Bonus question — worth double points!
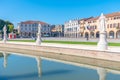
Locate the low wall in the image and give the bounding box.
[0,43,120,62]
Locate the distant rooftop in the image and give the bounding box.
[20,20,49,25]
[86,12,120,21]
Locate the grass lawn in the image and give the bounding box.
[7,40,120,46]
[9,40,35,42]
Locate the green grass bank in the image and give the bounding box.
[7,40,120,46]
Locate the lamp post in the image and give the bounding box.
[97,13,108,50]
[36,24,41,45]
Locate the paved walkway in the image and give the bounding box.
[0,41,120,53]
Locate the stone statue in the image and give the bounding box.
[36,24,41,45]
[99,13,106,33]
[97,13,108,50]
[38,24,41,34]
[3,25,7,43]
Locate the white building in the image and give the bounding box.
[64,19,80,38]
[18,21,51,38]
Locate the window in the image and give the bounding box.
[25,24,27,27]
[35,23,38,26]
[110,24,112,28]
[29,28,31,30]
[29,24,31,27]
[74,27,77,31]
[84,27,85,30]
[95,26,97,29]
[113,23,116,28]
[32,24,34,27]
[107,24,109,28]
[118,16,120,19]
[21,24,23,26]
[118,23,120,27]
[114,17,116,20]
[21,28,23,30]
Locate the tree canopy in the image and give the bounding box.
[0,19,14,34]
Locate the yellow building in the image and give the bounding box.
[51,25,64,37]
[80,12,120,39]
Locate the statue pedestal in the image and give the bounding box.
[97,32,107,50]
[3,35,7,43]
[36,33,41,45]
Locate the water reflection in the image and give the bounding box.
[0,49,120,80]
[1,51,42,79]
[36,56,42,77]
[3,52,8,68]
[97,68,107,80]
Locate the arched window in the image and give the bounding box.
[116,30,120,38]
[109,31,114,38]
[90,32,94,38]
[96,31,99,38]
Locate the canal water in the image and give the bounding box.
[0,50,120,80]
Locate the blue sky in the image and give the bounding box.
[0,0,120,27]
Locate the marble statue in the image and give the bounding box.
[97,13,108,50]
[3,25,7,43]
[36,24,41,45]
[99,13,106,33]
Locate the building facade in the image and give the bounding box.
[81,12,120,39]
[64,12,120,39]
[64,19,80,38]
[18,21,51,38]
[51,24,64,37]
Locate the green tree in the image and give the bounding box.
[0,19,5,31]
[5,21,14,33]
[0,19,14,34]
[8,24,14,33]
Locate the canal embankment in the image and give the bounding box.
[0,41,120,62]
